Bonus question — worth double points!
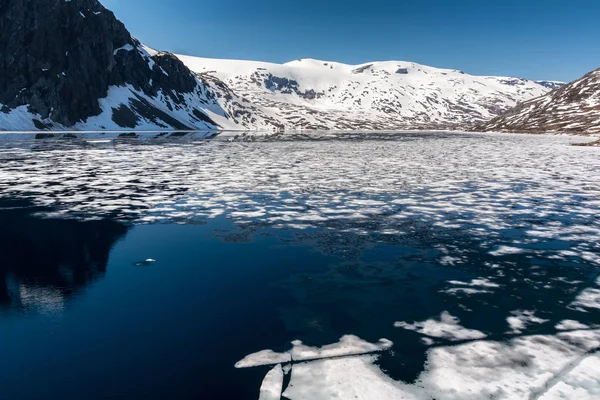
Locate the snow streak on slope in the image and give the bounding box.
[0,42,246,132]
[177,55,551,130]
[478,68,600,135]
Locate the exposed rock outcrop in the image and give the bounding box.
[0,0,236,130]
[476,69,600,135]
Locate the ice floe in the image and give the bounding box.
[446,278,501,288]
[246,330,600,400]
[506,310,550,334]
[259,364,284,400]
[235,349,291,369]
[538,353,600,399]
[556,320,591,331]
[235,335,393,369]
[569,277,600,311]
[394,311,487,341]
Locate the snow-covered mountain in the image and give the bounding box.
[178,55,553,131]
[477,68,600,135]
[0,0,247,131]
[0,0,556,132]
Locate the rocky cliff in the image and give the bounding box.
[0,0,240,130]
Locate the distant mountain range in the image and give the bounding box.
[1,0,597,135]
[176,55,553,131]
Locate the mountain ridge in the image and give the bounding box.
[0,0,246,131]
[0,0,560,132]
[476,68,600,135]
[177,54,553,131]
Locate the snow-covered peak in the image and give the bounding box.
[176,54,553,130]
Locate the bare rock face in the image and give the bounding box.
[476,69,600,135]
[0,0,221,129]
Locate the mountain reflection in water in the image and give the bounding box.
[0,201,128,314]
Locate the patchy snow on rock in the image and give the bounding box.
[479,68,600,135]
[177,55,551,131]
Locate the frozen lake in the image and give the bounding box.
[0,131,599,399]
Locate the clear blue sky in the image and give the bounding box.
[101,0,599,82]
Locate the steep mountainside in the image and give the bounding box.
[0,0,251,131]
[178,55,552,130]
[477,68,600,134]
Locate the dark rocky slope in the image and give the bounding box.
[476,68,600,135]
[0,0,238,130]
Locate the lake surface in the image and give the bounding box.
[0,131,599,400]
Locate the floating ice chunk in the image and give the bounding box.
[86,140,112,144]
[420,330,600,399]
[539,353,600,399]
[442,288,493,295]
[235,349,291,368]
[277,330,600,400]
[506,310,549,334]
[259,364,284,400]
[134,259,157,267]
[489,246,527,256]
[282,355,420,400]
[395,311,486,341]
[289,335,393,362]
[556,320,591,331]
[439,256,463,266]
[236,335,392,369]
[447,278,501,288]
[570,288,600,311]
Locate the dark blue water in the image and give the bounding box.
[0,132,599,399]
